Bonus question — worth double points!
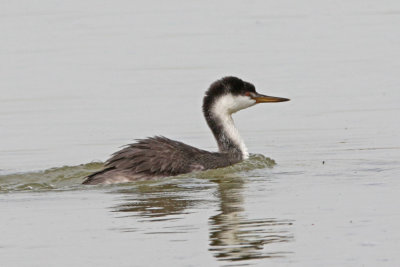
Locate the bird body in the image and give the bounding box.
[83,136,240,184]
[83,77,289,185]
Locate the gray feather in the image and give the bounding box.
[82,136,241,185]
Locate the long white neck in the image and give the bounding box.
[213,111,249,159]
[207,95,253,159]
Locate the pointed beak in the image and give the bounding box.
[251,93,290,103]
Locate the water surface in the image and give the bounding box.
[1,0,400,266]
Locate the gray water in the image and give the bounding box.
[1,0,400,266]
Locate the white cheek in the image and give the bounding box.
[214,95,256,114]
[230,95,256,113]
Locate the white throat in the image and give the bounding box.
[211,94,256,159]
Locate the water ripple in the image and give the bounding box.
[0,154,274,193]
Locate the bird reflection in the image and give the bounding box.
[111,173,293,262]
[208,176,293,262]
[111,181,213,220]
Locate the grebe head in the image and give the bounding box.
[203,76,289,115]
[203,76,289,158]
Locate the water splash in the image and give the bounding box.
[0,154,275,193]
[196,154,275,178]
[0,162,103,193]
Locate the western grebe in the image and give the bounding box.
[82,76,289,185]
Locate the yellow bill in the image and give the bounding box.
[252,93,290,103]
